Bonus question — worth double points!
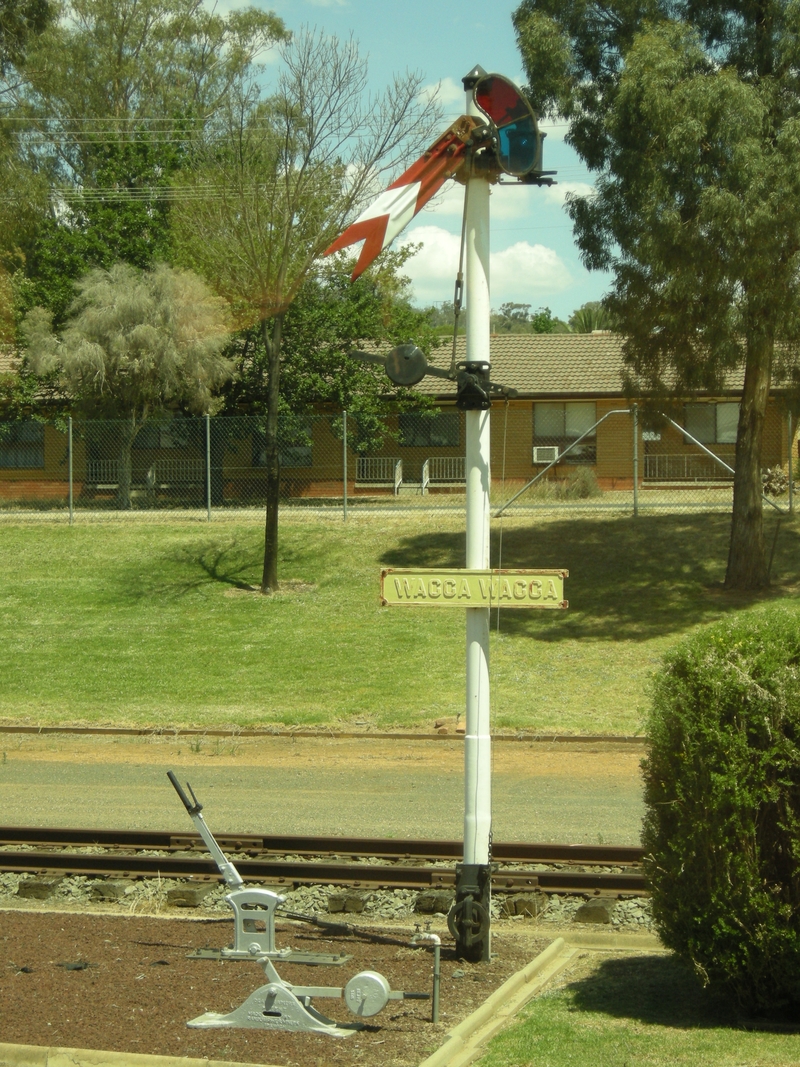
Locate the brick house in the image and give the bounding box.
[0,333,795,502]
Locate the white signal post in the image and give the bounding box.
[463,79,493,889]
[328,63,558,964]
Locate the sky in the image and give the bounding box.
[262,0,612,321]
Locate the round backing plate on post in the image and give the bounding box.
[385,344,428,386]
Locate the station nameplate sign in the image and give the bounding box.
[380,569,568,608]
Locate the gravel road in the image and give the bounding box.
[0,734,645,845]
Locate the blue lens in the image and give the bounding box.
[498,121,538,176]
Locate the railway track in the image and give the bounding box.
[0,827,647,895]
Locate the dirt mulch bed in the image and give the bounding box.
[0,910,548,1066]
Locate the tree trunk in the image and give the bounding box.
[261,312,284,594]
[725,332,773,589]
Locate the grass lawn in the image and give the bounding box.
[1,509,799,732]
[480,951,800,1067]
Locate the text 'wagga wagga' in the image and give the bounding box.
[380,569,567,609]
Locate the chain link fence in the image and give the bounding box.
[0,408,795,520]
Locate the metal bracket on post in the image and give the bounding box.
[448,863,492,962]
[456,362,492,411]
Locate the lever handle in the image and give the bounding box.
[167,770,203,814]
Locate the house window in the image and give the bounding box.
[533,402,596,464]
[684,403,739,444]
[133,422,184,449]
[399,411,460,448]
[254,417,313,468]
[0,421,44,468]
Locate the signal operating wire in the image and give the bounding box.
[495,397,510,636]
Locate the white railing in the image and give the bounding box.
[644,454,733,482]
[422,456,466,493]
[153,459,206,485]
[86,458,206,489]
[355,457,402,495]
[85,459,119,485]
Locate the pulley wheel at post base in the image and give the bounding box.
[447,897,490,949]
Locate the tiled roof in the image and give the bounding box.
[404,333,750,398]
[412,333,629,398]
[0,333,757,398]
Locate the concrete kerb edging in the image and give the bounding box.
[0,1047,282,1067]
[417,936,578,1067]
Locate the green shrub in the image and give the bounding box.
[761,466,789,496]
[563,466,602,499]
[642,607,800,1014]
[525,468,602,501]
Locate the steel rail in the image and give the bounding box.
[0,826,644,866]
[0,848,647,893]
[0,828,648,894]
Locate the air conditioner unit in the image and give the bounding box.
[532,446,559,464]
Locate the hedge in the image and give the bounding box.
[642,607,800,1013]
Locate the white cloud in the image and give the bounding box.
[398,225,571,307]
[491,242,572,302]
[399,226,461,301]
[490,183,541,220]
[422,76,464,108]
[422,178,466,218]
[305,0,348,6]
[539,118,569,143]
[541,181,595,208]
[418,178,595,224]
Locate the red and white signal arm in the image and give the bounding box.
[324,73,544,279]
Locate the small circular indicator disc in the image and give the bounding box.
[344,970,391,1017]
[473,74,540,177]
[385,343,428,386]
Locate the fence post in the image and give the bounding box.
[342,410,348,523]
[68,416,74,526]
[205,413,212,522]
[632,403,639,517]
[789,410,794,515]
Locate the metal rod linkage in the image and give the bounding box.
[659,412,786,514]
[495,409,633,516]
[205,413,212,522]
[343,410,348,523]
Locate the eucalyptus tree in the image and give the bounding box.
[490,303,565,333]
[172,29,441,593]
[568,301,616,333]
[0,0,51,81]
[11,0,287,319]
[23,263,232,507]
[0,0,53,316]
[514,0,800,588]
